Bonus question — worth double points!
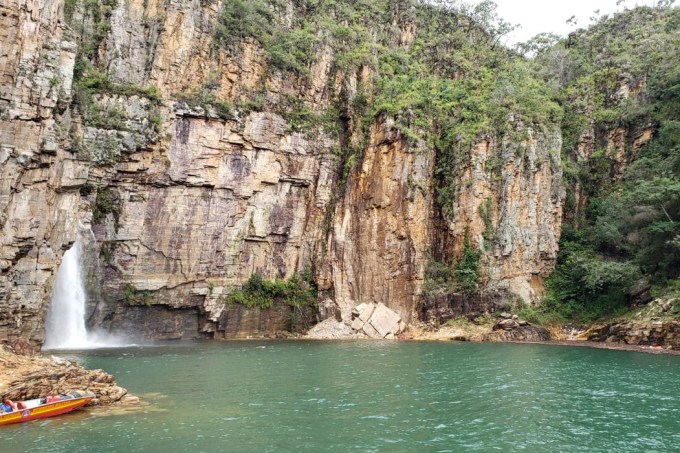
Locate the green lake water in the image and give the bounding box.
[3,341,680,452]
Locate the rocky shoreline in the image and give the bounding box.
[0,345,135,407]
[585,320,680,350]
[304,311,680,355]
[517,340,680,355]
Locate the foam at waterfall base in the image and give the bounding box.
[42,330,144,351]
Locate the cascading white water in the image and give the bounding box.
[43,241,89,349]
[43,240,131,350]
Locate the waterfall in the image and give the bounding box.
[43,240,129,350]
[44,241,89,349]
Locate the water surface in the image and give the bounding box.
[3,341,680,452]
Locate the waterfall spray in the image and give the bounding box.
[43,240,130,350]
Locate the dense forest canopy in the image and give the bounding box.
[525,5,680,322]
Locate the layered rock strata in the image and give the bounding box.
[0,0,80,344]
[436,127,564,305]
[0,0,566,343]
[420,291,515,325]
[481,325,551,343]
[587,321,680,350]
[331,118,434,322]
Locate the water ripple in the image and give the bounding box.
[3,342,680,452]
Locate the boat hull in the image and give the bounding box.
[0,397,93,426]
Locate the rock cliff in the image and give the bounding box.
[435,127,563,304]
[0,0,566,344]
[331,116,435,322]
[0,0,79,344]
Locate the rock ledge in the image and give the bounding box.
[0,346,129,406]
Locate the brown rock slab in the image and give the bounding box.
[587,320,680,350]
[494,319,520,331]
[0,347,129,406]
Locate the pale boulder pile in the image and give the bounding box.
[350,303,408,339]
[306,303,407,340]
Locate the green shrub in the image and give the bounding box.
[122,283,156,306]
[545,248,641,323]
[99,240,118,264]
[224,272,317,309]
[266,25,319,75]
[176,89,233,120]
[455,243,482,296]
[517,301,567,326]
[478,198,494,244]
[424,238,482,297]
[93,187,121,230]
[76,66,160,100]
[214,0,279,48]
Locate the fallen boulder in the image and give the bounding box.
[485,314,551,342]
[493,319,521,331]
[350,303,406,339]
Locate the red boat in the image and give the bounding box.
[0,394,93,426]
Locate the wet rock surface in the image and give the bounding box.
[218,304,316,339]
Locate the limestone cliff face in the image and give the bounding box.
[444,127,564,304]
[329,118,564,320]
[0,0,81,343]
[331,116,434,322]
[0,0,566,343]
[88,108,335,338]
[74,0,344,339]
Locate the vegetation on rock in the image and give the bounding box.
[92,187,121,231]
[211,1,679,321]
[212,0,561,206]
[224,272,318,309]
[122,284,156,306]
[425,236,482,296]
[524,5,680,323]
